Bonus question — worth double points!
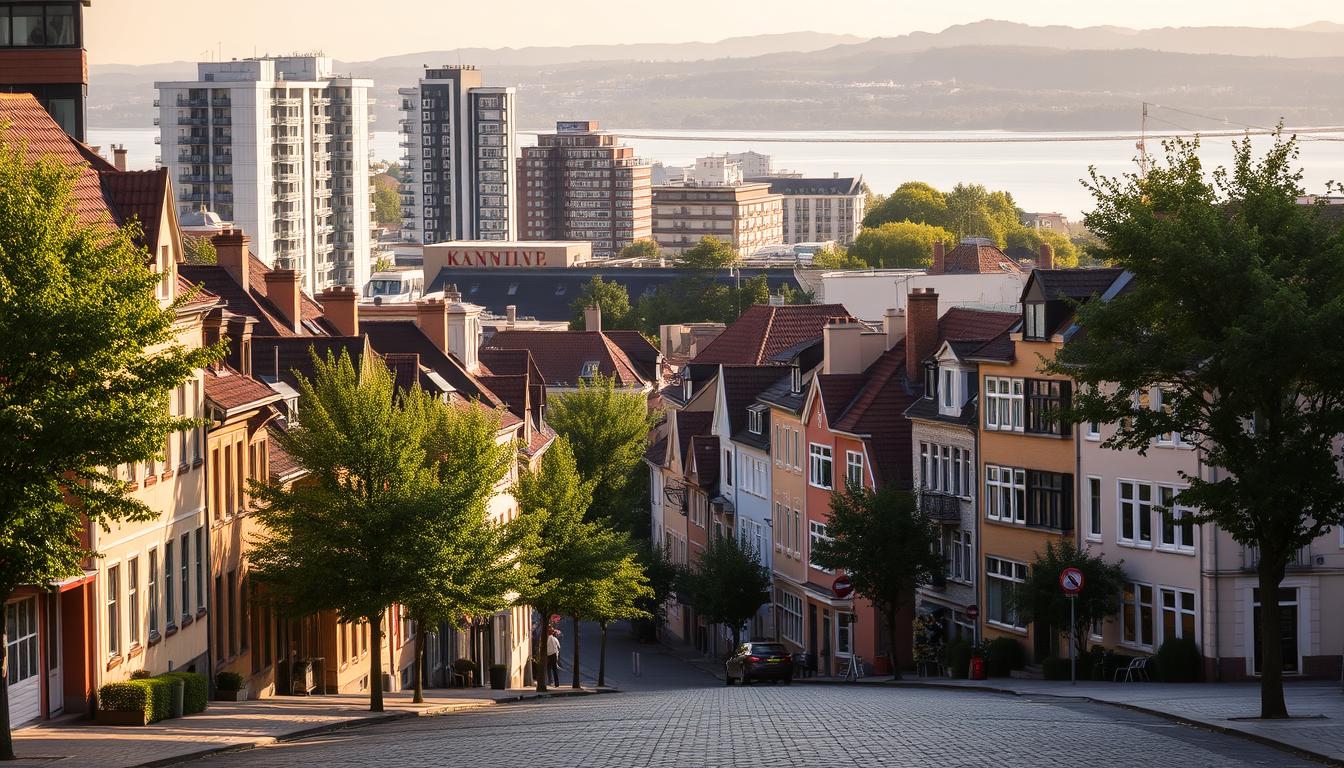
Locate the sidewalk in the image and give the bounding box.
[11,685,611,768]
[809,675,1344,764]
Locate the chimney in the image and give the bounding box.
[320,286,359,337]
[224,312,257,375]
[883,307,905,351]
[931,241,946,275]
[906,288,940,380]
[112,144,128,172]
[414,298,449,354]
[1038,242,1055,271]
[263,269,303,334]
[505,305,517,326]
[822,316,864,375]
[584,304,602,333]
[212,228,250,290]
[444,283,461,302]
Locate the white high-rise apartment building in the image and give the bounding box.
[399,66,517,244]
[156,56,375,294]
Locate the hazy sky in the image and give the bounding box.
[89,1,1344,66]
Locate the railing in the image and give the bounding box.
[1242,545,1313,571]
[179,135,209,145]
[177,117,206,126]
[176,97,208,108]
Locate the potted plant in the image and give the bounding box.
[215,671,248,701]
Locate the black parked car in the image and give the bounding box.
[725,642,794,685]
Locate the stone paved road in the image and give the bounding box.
[188,683,1318,767]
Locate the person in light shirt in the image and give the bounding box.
[546,629,562,686]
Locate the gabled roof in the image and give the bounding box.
[0,94,118,230]
[361,320,504,408]
[757,370,806,412]
[690,435,720,489]
[204,364,282,417]
[675,410,713,469]
[604,330,661,384]
[692,304,848,366]
[720,365,790,435]
[485,330,647,389]
[181,255,327,338]
[99,169,170,249]
[266,425,306,484]
[1029,267,1125,303]
[931,239,1025,276]
[815,373,866,426]
[250,336,371,390]
[644,435,669,467]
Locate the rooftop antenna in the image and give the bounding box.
[1136,102,1150,177]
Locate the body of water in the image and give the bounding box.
[90,127,1344,220]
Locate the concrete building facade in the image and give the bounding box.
[652,184,783,257]
[754,177,866,246]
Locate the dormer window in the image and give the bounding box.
[747,405,765,434]
[923,362,937,399]
[941,368,957,411]
[790,365,801,395]
[580,360,599,381]
[683,377,692,401]
[1024,301,1048,340]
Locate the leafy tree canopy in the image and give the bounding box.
[811,245,869,270]
[569,275,632,331]
[679,534,771,648]
[619,238,660,260]
[1013,540,1125,661]
[674,236,739,271]
[848,221,956,269]
[183,234,216,264]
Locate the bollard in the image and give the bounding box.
[632,651,641,677]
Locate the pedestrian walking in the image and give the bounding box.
[547,629,562,687]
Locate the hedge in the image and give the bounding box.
[984,637,1026,677]
[942,640,973,679]
[99,672,210,723]
[1155,638,1201,682]
[216,671,245,692]
[1042,656,1076,681]
[160,671,209,714]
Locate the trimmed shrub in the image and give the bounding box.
[98,681,153,721]
[984,637,1026,677]
[129,669,153,680]
[1042,656,1075,681]
[1155,637,1201,683]
[943,640,973,679]
[146,677,173,723]
[160,672,209,714]
[215,671,245,692]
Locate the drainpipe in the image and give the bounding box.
[973,411,982,648]
[1207,456,1221,683]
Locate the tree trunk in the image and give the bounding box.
[887,611,902,681]
[413,625,428,704]
[730,624,740,651]
[1,628,14,761]
[534,606,548,693]
[387,612,396,698]
[368,610,385,712]
[570,616,581,689]
[1257,560,1290,719]
[597,620,608,688]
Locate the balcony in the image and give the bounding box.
[176,97,208,108]
[211,98,232,108]
[177,153,206,164]
[213,116,232,126]
[177,116,206,126]
[1242,545,1316,572]
[918,491,963,524]
[177,192,209,203]
[177,172,210,184]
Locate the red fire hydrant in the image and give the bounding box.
[969,655,987,680]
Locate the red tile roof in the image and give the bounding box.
[931,241,1025,275]
[691,304,849,366]
[99,169,169,249]
[266,426,306,484]
[204,364,281,415]
[180,256,327,338]
[484,330,647,389]
[0,94,118,231]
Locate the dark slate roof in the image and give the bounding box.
[692,304,848,366]
[675,410,713,467]
[360,320,503,408]
[484,330,646,389]
[757,370,806,412]
[904,392,978,428]
[1031,267,1125,302]
[645,435,669,467]
[691,435,720,489]
[251,336,370,390]
[749,176,863,197]
[816,373,866,426]
[427,267,803,321]
[965,327,1018,363]
[721,365,790,435]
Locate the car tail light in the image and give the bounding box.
[747,656,761,662]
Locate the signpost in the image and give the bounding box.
[1059,568,1085,685]
[966,604,980,645]
[832,575,854,600]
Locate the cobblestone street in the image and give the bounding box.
[187,685,1319,768]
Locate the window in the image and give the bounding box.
[984,465,1026,524]
[985,557,1026,629]
[941,368,956,410]
[1024,301,1048,340]
[984,377,1023,432]
[180,532,191,617]
[808,444,833,489]
[1085,419,1101,441]
[1087,476,1102,540]
[1157,485,1195,552]
[1159,587,1197,643]
[4,598,39,688]
[127,557,140,647]
[215,575,225,658]
[195,528,205,610]
[777,590,803,644]
[724,449,733,487]
[1118,480,1153,547]
[845,451,864,487]
[1154,388,1183,445]
[836,612,855,656]
[148,549,159,635]
[164,542,175,627]
[947,529,973,583]
[106,564,120,657]
[923,364,937,399]
[748,405,764,435]
[1026,379,1070,435]
[1026,470,1072,531]
[808,521,832,573]
[790,366,801,394]
[227,570,238,657]
[1121,582,1155,648]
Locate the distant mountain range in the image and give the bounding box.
[88,21,1344,133]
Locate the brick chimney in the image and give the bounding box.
[1038,242,1055,271]
[263,269,303,333]
[112,144,128,172]
[931,241,946,274]
[414,298,449,355]
[585,304,602,333]
[320,286,359,337]
[212,229,250,290]
[905,288,940,379]
[884,307,905,351]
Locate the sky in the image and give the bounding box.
[88,0,1344,66]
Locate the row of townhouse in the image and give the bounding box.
[645,256,1344,681]
[2,93,554,728]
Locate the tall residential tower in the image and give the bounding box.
[398,66,517,244]
[156,56,376,294]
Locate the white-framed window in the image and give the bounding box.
[946,529,972,583]
[1118,480,1153,547]
[777,590,803,645]
[1157,484,1195,552]
[836,612,855,656]
[984,465,1026,524]
[984,376,1024,432]
[986,556,1027,630]
[1085,419,1101,441]
[724,448,733,487]
[1087,476,1103,541]
[691,492,706,528]
[4,597,39,687]
[107,564,120,657]
[808,521,833,573]
[773,424,783,466]
[1154,388,1185,446]
[147,548,159,636]
[940,367,957,411]
[127,556,140,647]
[791,428,800,470]
[845,451,864,487]
[1024,301,1047,340]
[1159,587,1197,644]
[1121,581,1155,649]
[808,444,833,489]
[747,405,765,435]
[774,502,785,552]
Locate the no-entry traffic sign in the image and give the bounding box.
[1059,567,1085,595]
[965,604,979,620]
[832,575,854,599]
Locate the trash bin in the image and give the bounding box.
[489,664,508,690]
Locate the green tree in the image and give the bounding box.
[775,283,815,305]
[863,181,948,229]
[569,276,632,331]
[393,401,539,703]
[632,543,679,641]
[372,254,394,273]
[183,234,216,264]
[1051,133,1344,718]
[0,136,223,758]
[544,375,659,536]
[732,273,770,317]
[680,534,771,650]
[619,238,660,260]
[1012,541,1125,666]
[590,549,653,687]
[849,221,956,269]
[563,533,652,688]
[373,182,400,226]
[1004,227,1080,269]
[810,486,943,678]
[675,236,738,271]
[248,350,432,713]
[810,246,868,270]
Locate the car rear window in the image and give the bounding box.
[752,643,788,655]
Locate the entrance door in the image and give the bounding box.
[821,611,832,676]
[45,593,62,716]
[1252,588,1300,675]
[4,597,41,726]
